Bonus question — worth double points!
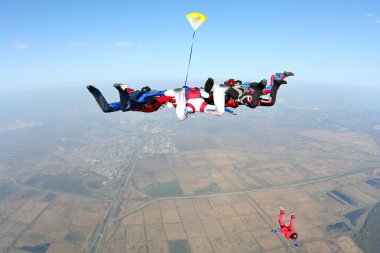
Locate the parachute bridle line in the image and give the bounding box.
[185,30,196,86]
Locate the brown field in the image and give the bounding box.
[3,104,380,253]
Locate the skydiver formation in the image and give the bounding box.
[86,11,303,249]
[87,71,294,120]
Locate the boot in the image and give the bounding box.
[274,78,287,85]
[258,79,267,89]
[114,83,129,91]
[284,71,294,77]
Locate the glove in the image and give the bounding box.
[294,242,299,247]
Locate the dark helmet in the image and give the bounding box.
[290,232,298,239]
[235,80,242,85]
[141,86,151,93]
[224,79,236,86]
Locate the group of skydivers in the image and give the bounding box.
[87,71,294,120]
[87,71,300,247]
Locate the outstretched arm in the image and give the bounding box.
[137,90,166,103]
[278,210,286,227]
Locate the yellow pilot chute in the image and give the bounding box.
[184,12,207,85]
[186,12,207,31]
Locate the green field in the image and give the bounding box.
[0,183,16,200]
[168,240,191,253]
[194,182,220,195]
[144,180,183,197]
[354,202,380,253]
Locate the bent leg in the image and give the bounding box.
[114,85,131,111]
[174,89,187,120]
[260,83,279,106]
[204,77,214,93]
[246,79,266,108]
[213,86,227,115]
[246,87,265,108]
[87,85,120,112]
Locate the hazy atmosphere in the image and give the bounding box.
[1,1,380,253]
[1,0,380,91]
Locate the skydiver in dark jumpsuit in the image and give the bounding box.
[259,71,294,106]
[203,71,293,111]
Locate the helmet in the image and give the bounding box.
[290,232,298,239]
[224,79,236,86]
[235,80,242,85]
[141,86,151,93]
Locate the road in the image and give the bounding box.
[87,143,143,253]
[116,151,378,221]
[9,179,112,202]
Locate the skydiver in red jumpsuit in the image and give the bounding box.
[166,85,226,120]
[271,208,299,247]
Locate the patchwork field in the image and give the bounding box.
[1,91,380,253]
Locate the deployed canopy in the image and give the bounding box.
[186,12,207,31]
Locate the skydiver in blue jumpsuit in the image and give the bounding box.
[87,84,164,112]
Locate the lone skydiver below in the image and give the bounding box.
[271,207,299,247]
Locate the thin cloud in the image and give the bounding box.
[98,50,128,56]
[115,41,131,47]
[365,13,380,24]
[69,41,91,47]
[104,41,132,48]
[70,40,132,49]
[136,43,148,49]
[13,43,29,50]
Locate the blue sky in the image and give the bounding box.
[0,0,379,92]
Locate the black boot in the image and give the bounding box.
[284,71,294,77]
[204,77,214,93]
[274,78,287,85]
[258,79,267,89]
